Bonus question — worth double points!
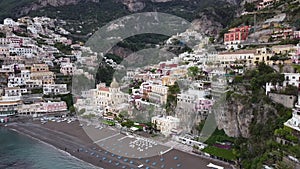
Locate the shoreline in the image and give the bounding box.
[3,121,234,169]
[7,127,101,169]
[5,121,123,169]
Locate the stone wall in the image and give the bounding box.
[268,93,296,108]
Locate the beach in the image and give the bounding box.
[5,120,234,169]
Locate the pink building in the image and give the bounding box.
[44,101,67,112]
[8,37,23,47]
[159,63,178,69]
[194,98,213,112]
[18,101,68,116]
[292,44,300,64]
[294,31,300,39]
[224,26,251,49]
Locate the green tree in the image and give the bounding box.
[209,37,215,44]
[282,85,298,96]
[105,53,123,64]
[188,66,199,80]
[96,62,115,86]
[244,2,256,12]
[54,42,72,55]
[166,82,180,115]
[121,120,134,128]
[0,32,5,38]
[78,108,86,115]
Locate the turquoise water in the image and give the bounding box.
[0,127,99,169]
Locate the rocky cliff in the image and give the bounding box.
[120,0,243,12]
[120,0,145,12]
[17,0,99,17]
[190,14,223,38]
[216,87,289,138]
[216,94,254,138]
[16,0,173,14]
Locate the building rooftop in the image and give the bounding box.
[219,50,256,55]
[110,78,119,88]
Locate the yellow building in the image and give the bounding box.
[271,45,295,55]
[96,78,128,108]
[30,71,55,84]
[251,48,274,65]
[171,68,188,78]
[161,76,177,86]
[148,84,168,105]
[30,64,49,72]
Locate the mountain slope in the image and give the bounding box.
[0,0,238,36]
[0,0,35,19]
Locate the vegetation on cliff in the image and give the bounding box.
[227,63,298,169]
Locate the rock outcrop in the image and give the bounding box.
[191,14,224,38]
[215,96,254,138]
[214,91,284,138]
[120,0,145,12]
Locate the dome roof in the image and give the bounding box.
[110,78,119,88]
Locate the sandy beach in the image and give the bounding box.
[5,120,234,169]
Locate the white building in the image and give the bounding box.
[216,50,256,66]
[3,18,19,27]
[0,95,22,116]
[0,38,10,45]
[8,75,25,88]
[25,79,43,88]
[151,115,180,136]
[0,88,25,115]
[257,0,276,10]
[60,62,74,75]
[9,47,34,56]
[27,25,38,35]
[284,96,300,132]
[176,88,212,131]
[21,70,30,80]
[173,134,207,149]
[6,70,30,88]
[43,84,69,95]
[1,65,12,72]
[283,73,300,89]
[4,87,23,97]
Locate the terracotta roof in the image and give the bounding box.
[134,95,141,99]
[219,50,256,55]
[272,44,294,48]
[99,87,109,92]
[167,64,178,68]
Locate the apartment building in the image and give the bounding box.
[43,84,68,95]
[151,115,180,136]
[224,26,251,49]
[148,84,168,105]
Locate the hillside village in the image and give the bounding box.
[0,0,299,168]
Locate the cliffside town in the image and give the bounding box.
[0,0,299,168]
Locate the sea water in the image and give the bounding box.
[0,127,99,169]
